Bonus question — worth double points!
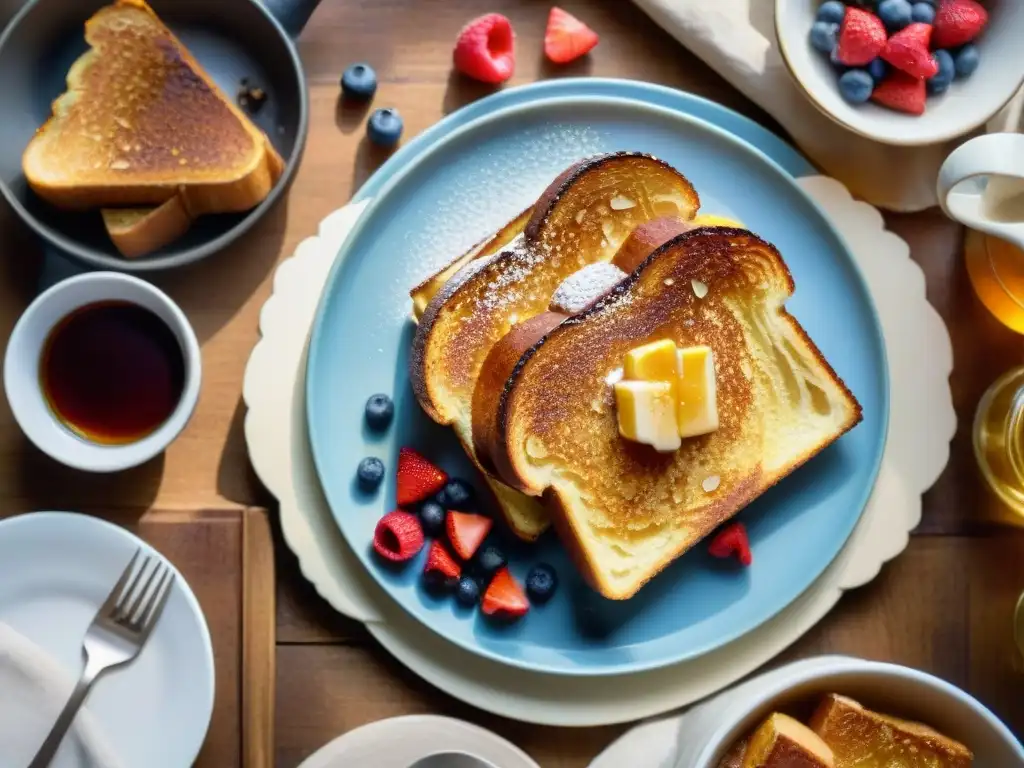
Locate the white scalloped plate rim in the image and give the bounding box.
[242,177,955,726]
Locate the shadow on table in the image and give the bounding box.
[352,134,397,193]
[442,69,502,115]
[216,394,274,508]
[335,93,372,135]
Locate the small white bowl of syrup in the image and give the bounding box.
[4,272,201,472]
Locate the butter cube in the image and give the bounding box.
[624,338,678,383]
[614,380,681,452]
[676,345,718,438]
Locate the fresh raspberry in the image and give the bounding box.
[544,7,600,65]
[836,7,887,66]
[453,13,516,84]
[882,23,938,79]
[872,70,927,115]
[707,522,752,566]
[932,0,988,49]
[373,511,425,563]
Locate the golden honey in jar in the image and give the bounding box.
[964,230,1024,334]
[974,366,1024,517]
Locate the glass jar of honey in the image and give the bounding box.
[974,366,1024,517]
[964,230,1024,334]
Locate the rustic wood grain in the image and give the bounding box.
[2,0,1024,765]
[243,508,277,768]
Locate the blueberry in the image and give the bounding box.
[473,545,506,580]
[367,108,403,147]
[910,2,935,23]
[816,1,846,25]
[419,501,446,537]
[829,46,847,71]
[525,563,558,604]
[837,69,874,104]
[436,478,475,510]
[809,22,840,54]
[877,0,912,30]
[356,457,385,491]
[866,57,888,83]
[928,49,956,94]
[364,393,394,431]
[954,44,980,79]
[455,576,481,607]
[341,63,377,100]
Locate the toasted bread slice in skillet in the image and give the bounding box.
[23,0,284,218]
[410,154,700,539]
[477,228,862,598]
[101,198,192,258]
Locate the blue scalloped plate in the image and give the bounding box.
[306,80,888,676]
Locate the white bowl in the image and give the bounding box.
[776,0,1024,146]
[3,272,201,472]
[669,656,1024,766]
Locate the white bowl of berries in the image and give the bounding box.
[776,0,1024,146]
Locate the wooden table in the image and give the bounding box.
[1,1,1023,765]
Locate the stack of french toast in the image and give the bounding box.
[22,0,283,258]
[410,152,862,599]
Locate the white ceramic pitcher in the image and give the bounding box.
[938,132,1024,250]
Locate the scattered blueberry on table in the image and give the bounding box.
[418,500,447,537]
[341,63,377,100]
[367,108,403,147]
[436,477,475,510]
[356,456,385,491]
[526,563,558,604]
[364,393,394,430]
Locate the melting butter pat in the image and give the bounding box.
[614,381,681,453]
[676,345,718,438]
[624,339,678,383]
[692,213,745,229]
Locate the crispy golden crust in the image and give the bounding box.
[492,228,862,598]
[23,0,282,214]
[101,196,191,257]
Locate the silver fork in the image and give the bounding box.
[29,548,176,768]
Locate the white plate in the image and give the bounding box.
[0,511,215,767]
[243,174,955,726]
[297,715,540,768]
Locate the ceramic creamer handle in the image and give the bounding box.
[937,133,1024,251]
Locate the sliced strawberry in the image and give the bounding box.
[544,7,600,65]
[453,13,516,84]
[882,23,938,79]
[396,447,447,506]
[419,540,460,589]
[482,567,529,619]
[871,70,927,115]
[836,7,887,67]
[446,511,492,560]
[707,522,752,566]
[373,511,425,563]
[933,0,988,49]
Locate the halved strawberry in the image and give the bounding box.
[482,567,529,619]
[932,0,988,49]
[423,540,461,589]
[453,13,516,84]
[708,522,752,566]
[446,511,492,560]
[373,511,425,563]
[882,23,938,79]
[396,447,447,506]
[836,7,887,67]
[871,70,927,115]
[544,7,599,65]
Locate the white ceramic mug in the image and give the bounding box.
[3,272,201,472]
[938,132,1024,250]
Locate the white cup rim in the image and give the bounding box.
[3,272,202,473]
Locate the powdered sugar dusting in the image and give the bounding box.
[404,125,606,285]
[550,263,626,315]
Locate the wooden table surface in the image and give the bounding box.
[1,1,1023,765]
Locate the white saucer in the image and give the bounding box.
[0,511,215,767]
[297,715,540,768]
[244,178,954,725]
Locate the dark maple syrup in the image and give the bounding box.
[40,301,186,445]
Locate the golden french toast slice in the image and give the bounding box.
[410,153,700,540]
[810,694,973,768]
[742,713,835,768]
[478,228,862,598]
[23,0,283,215]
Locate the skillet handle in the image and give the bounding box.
[260,0,322,38]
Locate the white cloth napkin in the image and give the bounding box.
[0,623,121,768]
[632,0,1024,212]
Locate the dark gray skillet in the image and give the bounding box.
[0,0,321,272]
